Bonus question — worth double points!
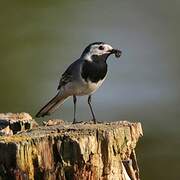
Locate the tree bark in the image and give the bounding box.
[0,120,143,180]
[0,113,38,135]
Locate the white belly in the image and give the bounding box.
[60,77,106,96]
[60,78,106,96]
[80,79,105,95]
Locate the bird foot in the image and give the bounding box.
[89,119,102,124]
[72,120,83,124]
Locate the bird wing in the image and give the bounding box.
[57,59,82,90]
[58,68,73,89]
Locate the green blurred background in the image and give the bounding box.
[0,0,180,179]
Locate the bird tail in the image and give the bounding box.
[36,92,69,118]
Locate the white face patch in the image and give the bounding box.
[84,44,113,61]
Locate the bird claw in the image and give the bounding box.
[72,120,83,124]
[89,119,102,124]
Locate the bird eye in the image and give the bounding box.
[98,45,104,50]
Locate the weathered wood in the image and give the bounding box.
[0,120,143,180]
[0,113,38,135]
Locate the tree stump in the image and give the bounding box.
[0,113,38,135]
[0,120,143,180]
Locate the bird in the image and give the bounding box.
[36,42,122,124]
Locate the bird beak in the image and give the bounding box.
[110,49,122,58]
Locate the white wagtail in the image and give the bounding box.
[36,42,121,123]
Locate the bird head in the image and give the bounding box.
[81,42,122,62]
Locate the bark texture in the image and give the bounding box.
[0,113,38,135]
[0,120,143,180]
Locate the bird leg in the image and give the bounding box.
[73,95,77,124]
[88,95,97,124]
